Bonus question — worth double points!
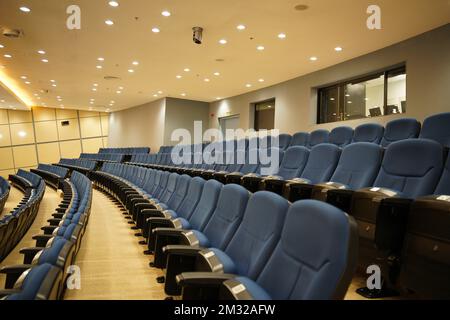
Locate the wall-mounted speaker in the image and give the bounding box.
[61,120,70,126]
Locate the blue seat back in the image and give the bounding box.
[433,152,450,195]
[276,146,310,179]
[187,180,223,231]
[308,130,329,148]
[301,144,341,184]
[176,177,206,220]
[167,174,191,210]
[329,126,354,147]
[381,118,421,147]
[254,200,357,300]
[277,134,292,151]
[224,191,289,279]
[290,132,309,147]
[373,139,443,198]
[330,142,383,189]
[353,123,384,144]
[419,112,450,147]
[203,184,250,249]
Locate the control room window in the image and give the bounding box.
[317,66,406,124]
[254,99,275,131]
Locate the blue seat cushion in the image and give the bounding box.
[191,230,210,247]
[210,248,237,274]
[235,276,271,300]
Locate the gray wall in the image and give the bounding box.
[108,99,166,152]
[163,98,210,146]
[209,25,450,134]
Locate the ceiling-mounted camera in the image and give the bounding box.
[192,27,203,44]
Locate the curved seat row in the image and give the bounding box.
[79,153,125,163]
[31,164,69,189]
[0,171,93,300]
[57,159,97,175]
[0,171,45,262]
[0,177,10,213]
[90,165,358,300]
[99,147,150,154]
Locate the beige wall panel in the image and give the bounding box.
[0,125,11,147]
[101,115,109,136]
[0,169,15,179]
[0,147,14,170]
[35,121,58,143]
[60,140,82,159]
[0,109,9,125]
[13,145,38,168]
[79,110,100,118]
[82,138,104,153]
[10,123,35,145]
[56,109,78,119]
[57,118,80,140]
[80,117,102,138]
[37,142,61,164]
[103,137,109,148]
[33,107,56,122]
[8,110,32,124]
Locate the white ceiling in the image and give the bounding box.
[0,0,448,112]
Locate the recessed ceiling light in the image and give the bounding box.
[93,83,98,87]
[90,102,94,105]
[34,94,39,97]
[257,45,265,51]
[52,84,56,87]
[128,69,134,73]
[20,6,31,13]
[105,20,114,26]
[118,86,124,90]
[4,54,12,58]
[345,94,350,97]
[97,57,105,61]
[42,59,49,63]
[0,44,4,48]
[25,81,31,84]
[278,33,286,39]
[309,56,318,61]
[181,93,186,97]
[246,84,252,88]
[92,88,97,91]
[348,101,352,104]
[96,65,103,69]
[110,100,115,103]
[335,47,343,52]
[258,78,265,82]
[176,75,182,79]
[213,72,220,76]
[161,10,171,17]
[216,97,222,100]
[237,25,246,30]
[219,39,227,45]
[37,50,47,55]
[132,61,139,65]
[152,27,160,33]
[153,94,158,97]
[184,68,190,72]
[204,78,210,82]
[116,90,122,94]
[20,76,27,79]
[18,131,27,137]
[109,1,119,7]
[157,91,163,94]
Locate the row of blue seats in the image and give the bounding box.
[0,171,93,300]
[91,165,358,300]
[0,171,45,262]
[0,177,10,213]
[80,153,125,163]
[58,158,97,173]
[93,134,450,299]
[99,147,150,154]
[31,164,69,189]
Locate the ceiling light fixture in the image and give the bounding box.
[161,10,171,17]
[204,78,210,82]
[93,83,98,87]
[132,61,139,65]
[37,50,46,54]
[219,39,227,45]
[4,54,12,58]
[334,46,343,52]
[96,65,103,69]
[237,25,246,30]
[128,69,134,73]
[20,76,27,79]
[42,59,49,63]
[20,6,31,13]
[152,27,160,33]
[246,84,252,88]
[213,72,220,76]
[257,45,265,51]
[109,1,119,7]
[105,20,114,26]
[184,68,190,72]
[176,75,182,79]
[52,84,56,87]
[258,78,265,82]
[0,44,4,48]
[278,33,286,39]
[157,91,163,94]
[181,93,186,97]
[97,57,105,61]
[309,56,318,61]
[153,94,158,97]
[25,81,31,84]
[116,90,122,94]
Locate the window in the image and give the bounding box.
[317,66,406,124]
[254,99,275,131]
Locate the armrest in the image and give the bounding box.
[225,172,244,184]
[19,247,45,264]
[55,207,67,213]
[152,228,189,269]
[0,289,21,298]
[47,218,62,226]
[153,227,186,237]
[32,234,53,247]
[52,213,64,219]
[41,225,58,235]
[164,245,204,255]
[311,182,349,202]
[220,279,257,300]
[0,264,33,289]
[177,272,237,300]
[326,188,355,213]
[283,179,314,202]
[241,174,265,193]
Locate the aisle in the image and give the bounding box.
[0,186,61,287]
[64,189,166,300]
